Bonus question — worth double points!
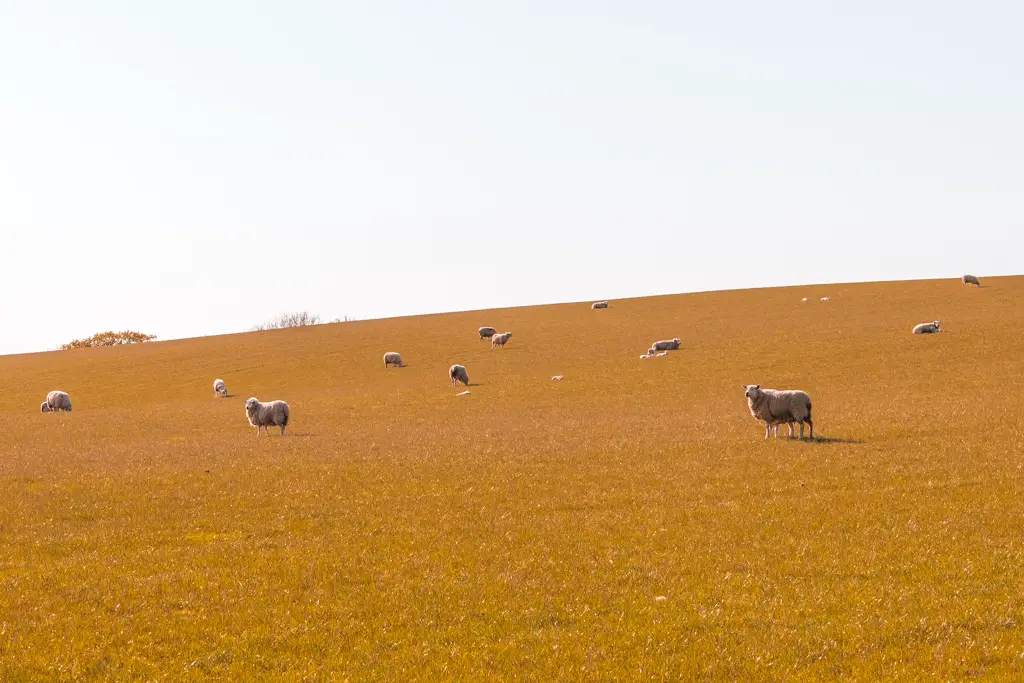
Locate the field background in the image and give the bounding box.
[2,277,1023,680]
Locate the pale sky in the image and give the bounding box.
[1,1,1020,355]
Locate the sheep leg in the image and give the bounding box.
[764,423,771,440]
[798,422,805,440]
[806,418,813,440]
[280,424,286,436]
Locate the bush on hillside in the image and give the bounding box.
[61,331,157,350]
[250,311,322,331]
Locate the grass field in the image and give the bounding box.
[2,277,1024,680]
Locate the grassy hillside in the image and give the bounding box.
[2,277,1023,680]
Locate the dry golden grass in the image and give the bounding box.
[2,277,1024,680]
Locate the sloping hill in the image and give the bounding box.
[2,277,1023,679]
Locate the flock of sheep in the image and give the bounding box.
[37,277,983,440]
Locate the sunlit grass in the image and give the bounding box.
[2,277,1023,679]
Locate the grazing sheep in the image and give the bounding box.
[450,364,469,387]
[383,352,403,368]
[478,327,497,340]
[591,301,609,309]
[552,375,564,380]
[244,397,290,436]
[820,297,831,301]
[491,332,513,349]
[743,384,813,440]
[42,390,72,413]
[962,274,981,287]
[651,338,681,351]
[913,320,942,334]
[801,297,808,302]
[213,379,227,397]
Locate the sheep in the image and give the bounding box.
[591,301,609,309]
[478,326,497,340]
[450,364,469,387]
[820,297,831,301]
[491,332,512,349]
[962,274,981,287]
[801,297,808,302]
[743,384,813,440]
[913,320,942,334]
[244,397,289,436]
[213,379,227,397]
[383,352,403,368]
[42,390,72,413]
[651,338,681,351]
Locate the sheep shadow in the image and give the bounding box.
[795,436,865,445]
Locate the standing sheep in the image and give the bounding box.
[244,397,290,436]
[962,274,981,287]
[449,364,469,387]
[213,379,227,397]
[743,385,813,440]
[491,332,513,349]
[383,352,403,368]
[478,327,497,340]
[912,320,942,334]
[591,301,609,309]
[41,390,72,413]
[651,338,681,351]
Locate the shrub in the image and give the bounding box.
[61,331,157,350]
[251,311,322,331]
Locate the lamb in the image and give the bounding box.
[962,274,981,287]
[41,390,72,413]
[491,332,512,349]
[651,338,681,351]
[383,352,403,368]
[478,327,497,340]
[743,384,813,440]
[244,397,290,436]
[449,364,469,387]
[591,301,609,309]
[213,379,227,397]
[913,320,942,334]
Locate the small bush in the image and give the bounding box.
[61,331,157,350]
[251,311,322,331]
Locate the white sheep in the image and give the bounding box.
[962,274,981,287]
[651,338,681,351]
[491,332,512,349]
[42,390,72,413]
[478,327,497,340]
[213,379,227,397]
[450,364,469,387]
[801,297,808,302]
[383,352,403,368]
[591,301,609,309]
[820,297,831,301]
[913,320,942,334]
[743,384,813,440]
[244,397,290,436]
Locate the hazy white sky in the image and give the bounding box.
[1,1,1020,355]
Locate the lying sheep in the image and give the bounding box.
[962,274,981,287]
[450,364,469,387]
[820,297,831,302]
[744,384,813,440]
[41,390,72,413]
[913,320,942,334]
[651,338,681,351]
[478,327,497,340]
[213,379,227,397]
[591,301,609,309]
[383,352,403,368]
[491,332,512,349]
[244,397,290,436]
